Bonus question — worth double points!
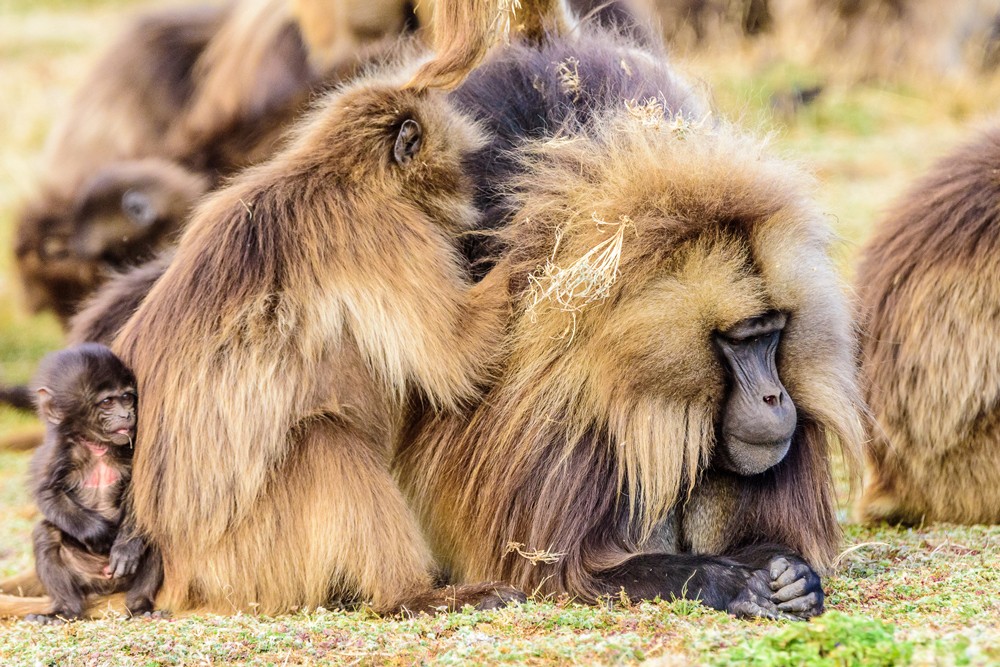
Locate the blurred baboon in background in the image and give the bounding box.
[15,5,222,324]
[856,125,1000,526]
[772,0,1000,81]
[637,0,772,48]
[14,0,409,328]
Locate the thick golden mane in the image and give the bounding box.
[401,105,865,595]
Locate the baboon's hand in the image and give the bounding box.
[108,536,145,579]
[728,566,788,620]
[728,555,823,620]
[767,556,824,619]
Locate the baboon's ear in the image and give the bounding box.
[393,119,423,166]
[36,387,62,425]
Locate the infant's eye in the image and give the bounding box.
[98,398,114,408]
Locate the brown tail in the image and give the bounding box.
[0,425,44,452]
[0,568,45,597]
[0,570,135,619]
[0,593,133,620]
[407,0,573,90]
[0,594,53,618]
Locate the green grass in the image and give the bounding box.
[0,1,998,665]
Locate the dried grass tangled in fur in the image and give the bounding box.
[504,541,566,565]
[523,103,715,340]
[525,212,633,338]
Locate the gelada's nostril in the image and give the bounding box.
[763,394,778,406]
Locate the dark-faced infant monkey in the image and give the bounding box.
[28,344,161,622]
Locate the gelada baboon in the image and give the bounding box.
[856,125,1000,526]
[27,345,161,623]
[15,0,327,326]
[0,345,162,619]
[15,5,222,324]
[102,63,520,615]
[396,0,865,619]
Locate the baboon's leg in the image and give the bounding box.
[291,420,523,614]
[153,418,524,615]
[155,418,436,614]
[31,522,85,621]
[124,548,163,615]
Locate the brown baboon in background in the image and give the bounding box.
[15,5,222,324]
[856,125,1000,526]
[14,0,397,328]
[772,0,1000,81]
[397,0,865,619]
[636,0,772,48]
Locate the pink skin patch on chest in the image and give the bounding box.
[84,461,120,488]
[82,442,120,488]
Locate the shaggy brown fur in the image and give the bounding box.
[390,0,864,617]
[403,0,570,90]
[856,125,1000,526]
[108,65,520,614]
[399,108,864,599]
[161,0,316,174]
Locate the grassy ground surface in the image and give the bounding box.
[0,1,998,665]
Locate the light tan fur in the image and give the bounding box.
[407,0,575,90]
[112,64,513,614]
[856,124,1000,525]
[291,0,428,69]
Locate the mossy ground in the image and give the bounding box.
[0,2,997,665]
